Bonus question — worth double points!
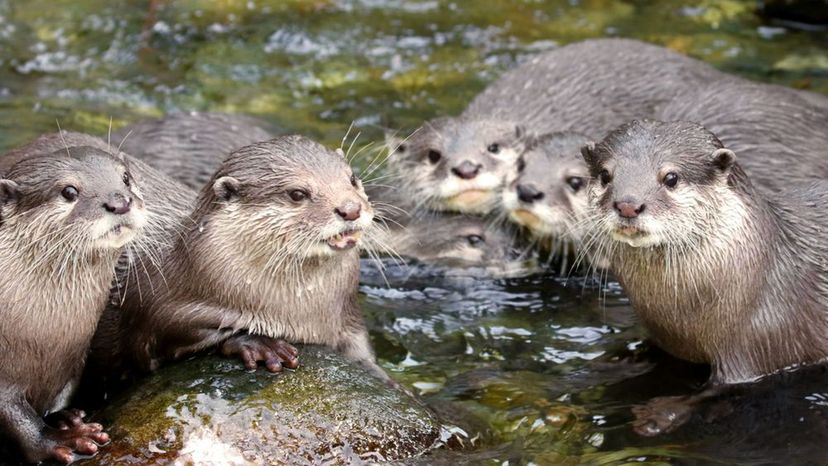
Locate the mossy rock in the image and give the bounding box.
[87,346,444,465]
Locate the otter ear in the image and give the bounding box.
[580,142,598,168]
[0,179,19,204]
[213,176,241,201]
[515,125,527,139]
[710,148,736,172]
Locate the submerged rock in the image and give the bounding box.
[86,346,445,465]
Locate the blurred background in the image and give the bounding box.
[1,1,827,464]
[0,0,826,151]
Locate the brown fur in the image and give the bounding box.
[0,135,146,462]
[75,134,386,381]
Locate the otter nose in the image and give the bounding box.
[335,202,361,221]
[614,200,645,219]
[451,161,482,180]
[104,193,132,215]
[516,184,544,203]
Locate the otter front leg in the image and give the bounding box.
[632,384,730,436]
[0,390,108,464]
[220,334,299,373]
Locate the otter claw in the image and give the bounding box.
[42,416,110,464]
[221,334,299,372]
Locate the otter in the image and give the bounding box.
[499,131,608,270]
[581,119,828,436]
[387,213,524,269]
[68,133,385,381]
[111,112,276,191]
[386,118,531,215]
[389,38,828,214]
[0,138,147,463]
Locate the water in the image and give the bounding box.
[1,0,827,464]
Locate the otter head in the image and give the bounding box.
[201,135,374,264]
[387,116,530,214]
[399,214,522,268]
[0,145,147,251]
[582,120,738,250]
[502,131,592,241]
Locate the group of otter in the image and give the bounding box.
[0,38,825,463]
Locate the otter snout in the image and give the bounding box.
[103,193,133,215]
[516,183,544,203]
[451,160,482,180]
[335,201,361,221]
[614,199,645,219]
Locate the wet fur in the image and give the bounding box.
[582,120,828,384]
[77,134,385,380]
[0,135,145,461]
[112,112,276,190]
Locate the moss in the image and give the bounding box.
[88,346,442,465]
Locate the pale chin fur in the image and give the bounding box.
[502,190,567,238]
[91,208,147,250]
[437,172,503,213]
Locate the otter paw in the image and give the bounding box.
[631,396,694,437]
[45,408,87,429]
[221,334,300,373]
[42,419,110,464]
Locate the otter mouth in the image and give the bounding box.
[444,189,495,210]
[510,208,542,229]
[612,224,649,241]
[326,229,363,251]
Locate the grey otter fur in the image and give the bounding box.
[581,119,828,435]
[0,136,147,463]
[63,132,386,380]
[657,81,828,189]
[390,38,828,214]
[112,112,276,191]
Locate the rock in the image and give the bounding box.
[86,346,446,465]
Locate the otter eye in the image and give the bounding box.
[288,189,309,202]
[466,234,484,246]
[599,169,612,187]
[663,172,679,188]
[396,144,407,153]
[123,172,131,187]
[487,143,500,154]
[566,176,584,192]
[350,174,358,187]
[516,157,526,172]
[427,150,442,164]
[61,186,79,202]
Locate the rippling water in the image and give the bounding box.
[1,0,827,463]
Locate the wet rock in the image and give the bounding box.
[86,346,445,465]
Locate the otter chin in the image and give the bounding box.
[510,208,543,231]
[444,188,496,212]
[610,225,658,247]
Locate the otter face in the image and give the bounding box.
[582,120,736,249]
[397,215,521,267]
[208,136,375,262]
[0,146,147,251]
[388,117,529,214]
[501,132,591,241]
